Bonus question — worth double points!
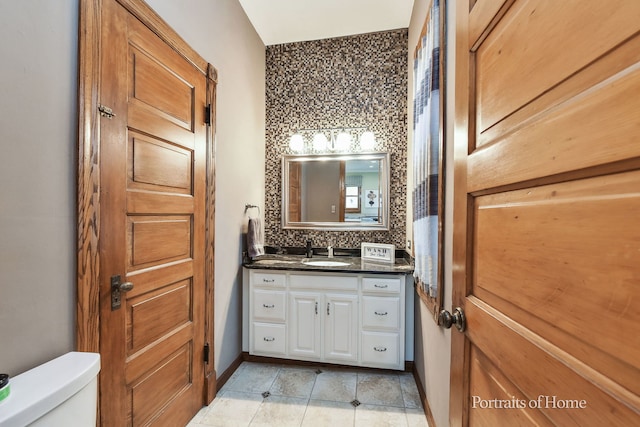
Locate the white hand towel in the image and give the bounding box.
[247,217,265,258]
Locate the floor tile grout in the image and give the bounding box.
[191,361,427,427]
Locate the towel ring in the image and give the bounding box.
[245,204,260,215]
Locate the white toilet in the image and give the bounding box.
[0,352,100,427]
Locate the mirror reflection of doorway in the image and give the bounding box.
[282,153,389,230]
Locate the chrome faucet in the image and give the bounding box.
[306,239,313,258]
[327,245,334,258]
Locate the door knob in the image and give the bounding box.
[118,281,134,291]
[439,307,466,332]
[111,275,134,310]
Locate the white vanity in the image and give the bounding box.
[243,260,414,371]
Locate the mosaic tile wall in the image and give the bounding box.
[265,29,408,249]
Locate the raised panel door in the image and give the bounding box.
[97,1,207,425]
[324,293,358,363]
[451,0,640,425]
[288,292,321,359]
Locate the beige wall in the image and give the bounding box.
[0,0,78,375]
[0,0,265,381]
[407,0,455,426]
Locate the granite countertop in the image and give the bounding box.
[243,253,414,275]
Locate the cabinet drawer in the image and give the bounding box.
[362,277,401,294]
[362,296,400,330]
[252,289,286,321]
[252,272,286,288]
[253,323,286,355]
[361,331,400,367]
[290,274,357,290]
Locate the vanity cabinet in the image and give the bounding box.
[247,269,406,370]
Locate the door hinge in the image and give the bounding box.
[204,343,210,364]
[204,104,211,125]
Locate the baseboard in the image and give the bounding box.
[412,366,437,427]
[216,353,244,392]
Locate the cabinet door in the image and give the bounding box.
[289,292,321,359]
[324,293,358,363]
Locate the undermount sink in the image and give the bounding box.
[254,259,299,265]
[302,260,350,267]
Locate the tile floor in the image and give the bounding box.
[188,362,429,427]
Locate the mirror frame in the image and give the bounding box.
[282,152,390,231]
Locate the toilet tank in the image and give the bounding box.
[0,352,100,427]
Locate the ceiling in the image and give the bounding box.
[238,0,415,46]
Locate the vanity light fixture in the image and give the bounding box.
[359,131,376,150]
[288,127,376,153]
[335,131,352,151]
[312,132,329,151]
[289,133,304,152]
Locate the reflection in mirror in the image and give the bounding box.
[282,153,389,230]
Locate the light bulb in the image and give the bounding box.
[312,132,328,151]
[359,131,376,150]
[289,133,304,152]
[335,132,352,151]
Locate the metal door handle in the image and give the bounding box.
[439,307,466,332]
[119,281,134,292]
[111,275,134,310]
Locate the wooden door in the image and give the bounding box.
[97,0,208,425]
[450,0,640,425]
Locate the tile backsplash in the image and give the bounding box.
[264,29,408,249]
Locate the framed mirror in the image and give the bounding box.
[282,153,390,230]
